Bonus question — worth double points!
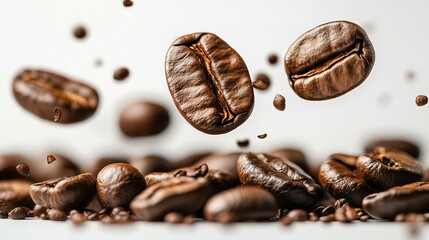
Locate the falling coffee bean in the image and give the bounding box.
[236,139,250,148]
[15,163,30,177]
[267,53,278,65]
[273,94,286,111]
[284,21,375,100]
[165,32,254,135]
[123,0,133,7]
[73,26,87,39]
[53,107,62,122]
[47,155,56,164]
[113,67,130,81]
[415,95,428,106]
[257,133,267,139]
[252,73,271,90]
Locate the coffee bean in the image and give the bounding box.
[280,216,294,225]
[13,69,99,123]
[252,73,271,90]
[34,205,47,217]
[312,206,325,217]
[97,163,146,210]
[319,157,372,207]
[144,163,209,187]
[26,210,35,218]
[204,186,278,222]
[40,213,49,220]
[9,207,29,220]
[46,155,56,164]
[257,133,267,139]
[165,32,254,135]
[52,107,62,122]
[335,205,358,223]
[319,214,335,223]
[0,154,31,180]
[270,148,311,177]
[182,215,194,224]
[285,21,375,100]
[111,207,125,216]
[119,101,170,137]
[84,157,129,175]
[416,95,428,106]
[30,154,80,182]
[237,153,322,209]
[364,139,420,159]
[192,152,240,182]
[287,209,308,221]
[0,210,8,219]
[328,153,358,168]
[334,198,349,209]
[71,212,87,224]
[130,176,211,221]
[15,163,30,177]
[321,206,335,216]
[356,148,424,191]
[268,53,278,65]
[0,180,34,212]
[123,0,133,7]
[29,173,95,212]
[205,170,237,195]
[237,139,250,148]
[73,26,87,39]
[360,215,369,222]
[362,182,429,219]
[309,212,319,221]
[113,67,130,81]
[273,94,286,111]
[47,209,67,221]
[129,155,171,176]
[164,212,184,224]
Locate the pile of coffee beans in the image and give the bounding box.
[1,18,429,227]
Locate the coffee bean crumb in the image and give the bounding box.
[16,163,30,177]
[237,139,250,148]
[416,95,428,106]
[73,26,87,39]
[48,209,67,221]
[273,94,286,111]
[53,107,62,122]
[252,73,271,90]
[47,155,56,164]
[123,0,133,7]
[268,53,278,65]
[114,67,130,81]
[27,210,35,218]
[257,133,267,139]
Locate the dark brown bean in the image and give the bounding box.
[53,107,62,122]
[268,53,278,65]
[252,73,271,90]
[334,205,358,223]
[144,163,208,187]
[204,186,278,222]
[273,94,285,111]
[416,95,428,106]
[113,67,130,81]
[96,163,146,210]
[257,133,267,139]
[0,154,31,180]
[237,139,250,148]
[164,212,184,224]
[34,205,47,217]
[123,0,133,7]
[29,173,95,212]
[285,21,375,100]
[12,69,99,123]
[8,207,29,220]
[0,180,34,212]
[47,209,67,221]
[46,155,56,164]
[237,153,322,209]
[0,210,8,219]
[321,205,335,216]
[119,101,170,137]
[364,139,420,159]
[15,163,30,177]
[73,26,87,39]
[165,32,254,135]
[287,209,308,221]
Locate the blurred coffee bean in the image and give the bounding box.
[0,180,34,212]
[273,94,286,111]
[8,206,29,220]
[129,155,171,176]
[287,209,308,221]
[205,170,238,195]
[415,95,428,107]
[47,209,67,221]
[270,148,311,176]
[236,139,250,148]
[15,163,30,177]
[0,154,31,180]
[73,26,87,39]
[267,53,278,65]
[0,210,8,219]
[364,139,420,159]
[252,73,271,90]
[113,67,130,81]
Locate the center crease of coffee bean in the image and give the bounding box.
[188,42,236,125]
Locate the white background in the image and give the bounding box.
[1,0,429,239]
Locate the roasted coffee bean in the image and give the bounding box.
[204,186,278,222]
[360,215,369,222]
[206,170,237,195]
[84,157,128,175]
[356,147,423,190]
[164,212,184,224]
[12,69,99,123]
[87,212,99,221]
[268,53,278,65]
[270,148,311,176]
[40,213,49,220]
[0,210,8,218]
[73,26,87,39]
[257,133,267,139]
[123,0,133,7]
[119,101,170,137]
[416,95,428,106]
[328,153,358,168]
[15,163,30,177]
[0,180,34,212]
[34,205,47,217]
[334,198,349,209]
[8,207,29,220]
[130,176,211,221]
[71,212,87,224]
[111,207,125,216]
[280,216,294,225]
[195,153,241,182]
[320,214,335,223]
[312,206,325,217]
[47,155,56,164]
[237,153,322,209]
[335,205,358,223]
[252,73,271,90]
[321,206,335,216]
[364,139,420,159]
[287,209,308,221]
[30,154,80,182]
[29,173,95,212]
[113,67,130,81]
[53,107,62,122]
[273,94,285,111]
[284,21,375,100]
[309,212,319,221]
[0,154,31,180]
[319,157,372,207]
[144,163,208,187]
[47,209,67,221]
[129,155,171,176]
[165,32,254,135]
[237,139,250,148]
[362,182,429,219]
[182,215,194,224]
[96,163,146,210]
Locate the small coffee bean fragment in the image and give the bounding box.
[360,215,369,222]
[309,212,319,221]
[335,205,358,223]
[287,209,308,221]
[237,139,249,148]
[9,207,28,220]
[257,133,267,139]
[416,95,428,106]
[113,67,130,81]
[123,0,133,7]
[252,73,271,90]
[16,163,30,177]
[273,94,286,111]
[320,214,335,223]
[34,205,47,217]
[321,205,335,216]
[53,107,62,122]
[40,213,49,220]
[182,215,194,224]
[71,213,87,225]
[280,217,294,225]
[268,53,278,65]
[27,210,35,218]
[334,198,348,209]
[164,212,184,224]
[48,209,67,221]
[0,210,8,218]
[47,155,56,164]
[73,26,87,39]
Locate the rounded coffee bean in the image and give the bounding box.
[113,67,130,81]
[252,73,271,90]
[237,153,322,209]
[205,170,237,195]
[29,173,96,212]
[356,148,424,191]
[15,163,30,177]
[165,32,254,134]
[96,163,146,210]
[84,157,129,175]
[73,26,87,39]
[362,182,429,219]
[273,94,286,111]
[364,139,420,159]
[12,69,99,123]
[0,154,31,180]
[0,180,34,212]
[204,186,278,222]
[47,209,67,221]
[119,101,170,137]
[318,156,372,207]
[287,209,308,221]
[284,21,375,100]
[0,210,8,219]
[8,207,29,220]
[130,176,211,221]
[268,53,278,65]
[129,155,171,176]
[415,95,428,107]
